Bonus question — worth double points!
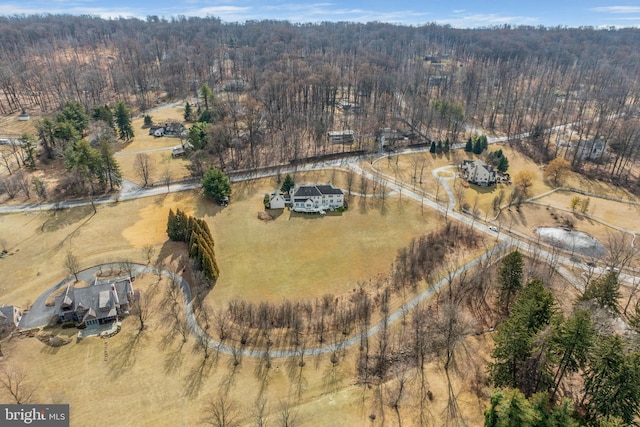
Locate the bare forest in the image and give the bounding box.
[0,16,639,188]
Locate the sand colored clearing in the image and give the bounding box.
[535,190,640,232]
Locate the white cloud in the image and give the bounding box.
[436,13,540,28]
[591,6,640,14]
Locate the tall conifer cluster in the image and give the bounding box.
[167,208,219,281]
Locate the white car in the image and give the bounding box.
[488,226,498,232]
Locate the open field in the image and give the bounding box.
[372,150,465,203]
[0,168,488,426]
[534,190,640,232]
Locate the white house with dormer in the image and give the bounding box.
[292,184,344,213]
[461,160,497,187]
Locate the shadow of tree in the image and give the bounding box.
[108,330,149,378]
[182,356,215,399]
[40,205,95,233]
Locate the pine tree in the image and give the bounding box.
[581,271,621,314]
[184,102,193,122]
[281,174,295,193]
[550,310,595,400]
[473,138,483,154]
[464,137,473,152]
[497,156,510,173]
[489,279,556,393]
[114,101,134,142]
[481,134,489,151]
[167,209,177,240]
[499,250,524,313]
[429,141,436,153]
[98,140,122,191]
[582,335,640,425]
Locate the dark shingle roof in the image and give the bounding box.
[294,184,343,198]
[316,185,343,195]
[294,186,322,198]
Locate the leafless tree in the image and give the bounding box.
[253,396,269,427]
[278,399,298,427]
[64,250,80,281]
[161,166,172,192]
[141,244,156,265]
[203,394,241,427]
[134,153,154,187]
[1,176,21,199]
[0,365,37,404]
[384,365,410,427]
[131,289,154,332]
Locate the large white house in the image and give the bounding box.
[292,184,344,213]
[461,160,497,187]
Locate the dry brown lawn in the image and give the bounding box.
[0,171,489,427]
[535,190,640,232]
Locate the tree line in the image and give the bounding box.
[167,208,220,281]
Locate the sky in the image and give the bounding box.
[0,0,639,28]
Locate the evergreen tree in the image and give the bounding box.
[114,101,134,142]
[497,156,510,173]
[167,209,178,240]
[201,167,231,204]
[98,140,122,191]
[188,121,208,149]
[582,335,640,425]
[92,105,114,129]
[174,209,189,241]
[581,271,621,314]
[444,138,450,152]
[436,140,443,153]
[499,250,524,313]
[550,310,595,400]
[64,139,101,186]
[429,141,437,153]
[58,100,89,135]
[489,279,556,393]
[199,83,214,111]
[473,138,483,154]
[465,137,473,152]
[484,389,538,427]
[481,134,489,151]
[184,102,193,121]
[281,174,295,193]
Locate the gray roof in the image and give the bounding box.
[316,185,343,195]
[294,185,343,198]
[294,186,322,198]
[0,306,19,326]
[55,280,133,323]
